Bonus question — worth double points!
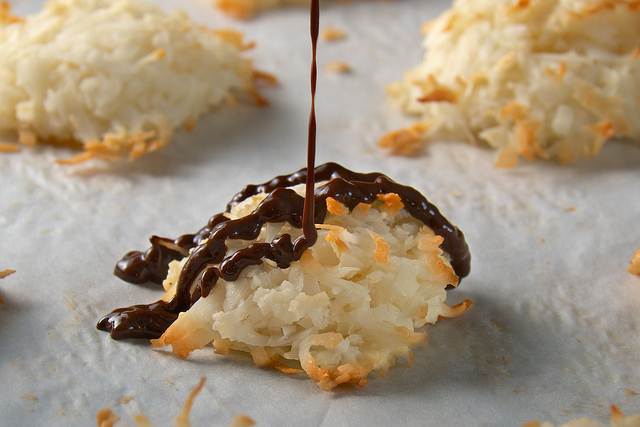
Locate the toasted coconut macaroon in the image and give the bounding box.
[98,163,471,391]
[0,0,268,163]
[381,0,640,167]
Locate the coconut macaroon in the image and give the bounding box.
[381,0,640,167]
[98,163,471,391]
[0,0,267,163]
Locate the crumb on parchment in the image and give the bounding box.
[325,61,352,74]
[96,378,256,427]
[0,269,16,304]
[0,269,15,279]
[628,248,640,275]
[522,405,640,427]
[321,27,347,42]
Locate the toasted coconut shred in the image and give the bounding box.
[96,378,256,427]
[150,184,469,391]
[0,269,15,279]
[0,0,265,163]
[628,248,640,275]
[381,0,640,167]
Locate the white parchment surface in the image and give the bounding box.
[1,0,639,426]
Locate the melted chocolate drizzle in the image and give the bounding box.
[97,163,471,340]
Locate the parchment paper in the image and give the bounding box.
[1,0,639,425]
